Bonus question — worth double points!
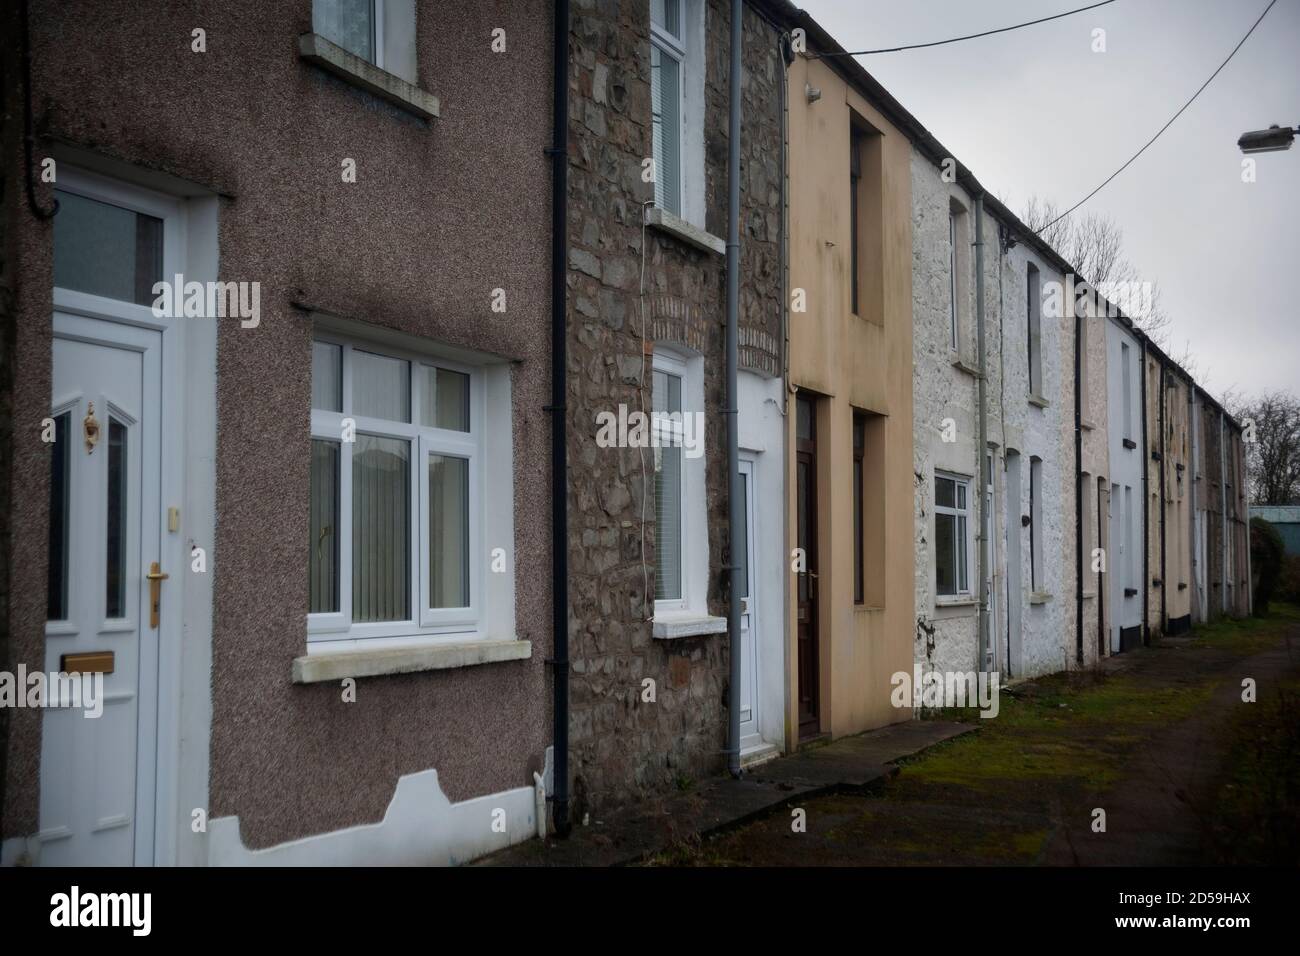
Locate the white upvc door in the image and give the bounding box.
[43,314,163,866]
[737,459,760,748]
[39,169,186,866]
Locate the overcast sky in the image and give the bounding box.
[798,0,1300,403]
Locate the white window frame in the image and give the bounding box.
[1121,341,1133,441]
[650,4,687,218]
[935,470,973,597]
[307,334,486,644]
[948,212,959,351]
[1027,261,1043,397]
[652,347,710,619]
[652,349,688,613]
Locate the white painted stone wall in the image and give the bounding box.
[1106,317,1146,649]
[911,146,1078,695]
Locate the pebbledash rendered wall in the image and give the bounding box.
[911,147,1076,687]
[564,0,784,814]
[3,2,553,862]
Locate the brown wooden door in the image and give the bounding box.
[796,395,820,738]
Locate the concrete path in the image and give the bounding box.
[475,720,972,866]
[644,608,1299,866]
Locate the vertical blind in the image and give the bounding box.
[653,368,683,601]
[352,434,409,622]
[429,454,469,608]
[309,440,340,614]
[650,45,681,215]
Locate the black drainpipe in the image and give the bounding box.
[548,0,571,838]
[1158,358,1167,635]
[1139,335,1150,646]
[724,0,743,779]
[1073,300,1083,666]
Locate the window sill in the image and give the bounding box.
[652,612,728,640]
[645,207,725,256]
[935,595,977,608]
[1028,394,1050,408]
[298,33,440,121]
[950,356,981,378]
[1080,418,1097,431]
[292,638,529,683]
[1029,591,1052,605]
[1082,590,1096,600]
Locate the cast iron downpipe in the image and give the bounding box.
[1073,293,1084,665]
[549,0,571,838]
[1139,336,1150,646]
[974,196,989,673]
[725,0,743,778]
[1158,359,1168,634]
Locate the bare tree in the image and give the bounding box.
[1020,197,1170,347]
[1236,390,1300,505]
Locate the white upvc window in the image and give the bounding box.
[651,347,711,622]
[948,211,959,351]
[650,0,686,217]
[935,472,972,597]
[308,335,486,643]
[653,350,687,609]
[312,0,417,83]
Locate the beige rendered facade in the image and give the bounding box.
[784,49,915,742]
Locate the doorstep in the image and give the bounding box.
[473,719,975,867]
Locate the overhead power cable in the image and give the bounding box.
[1035,0,1278,234]
[812,0,1119,58]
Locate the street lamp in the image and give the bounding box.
[1237,124,1299,154]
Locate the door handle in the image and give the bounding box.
[146,561,169,629]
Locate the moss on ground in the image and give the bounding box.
[643,607,1297,866]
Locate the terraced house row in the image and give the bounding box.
[0,0,1250,868]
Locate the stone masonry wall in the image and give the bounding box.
[565,0,783,815]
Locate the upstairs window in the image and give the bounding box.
[650,0,685,216]
[1121,341,1133,441]
[1027,262,1043,397]
[948,211,959,350]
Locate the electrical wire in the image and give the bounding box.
[1035,0,1278,234]
[812,0,1119,58]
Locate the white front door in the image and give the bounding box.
[39,169,184,866]
[737,459,760,749]
[42,315,163,866]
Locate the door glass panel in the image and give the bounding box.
[797,461,809,602]
[309,440,340,613]
[46,412,71,620]
[352,350,410,422]
[53,191,162,306]
[796,396,814,441]
[428,454,470,608]
[737,473,749,600]
[422,366,470,432]
[105,417,127,618]
[352,434,409,622]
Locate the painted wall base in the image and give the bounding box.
[3,748,552,868]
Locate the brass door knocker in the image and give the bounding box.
[83,402,101,454]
